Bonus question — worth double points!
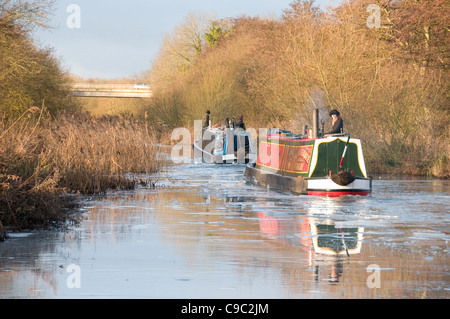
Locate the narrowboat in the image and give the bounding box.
[244,110,372,197]
[193,125,256,164]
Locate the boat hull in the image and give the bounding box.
[245,163,372,197]
[244,163,308,193]
[307,176,372,197]
[193,139,240,164]
[193,128,256,164]
[244,130,373,197]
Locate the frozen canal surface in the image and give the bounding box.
[0,163,449,299]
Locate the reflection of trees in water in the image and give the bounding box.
[2,181,448,298]
[70,188,450,298]
[0,232,69,297]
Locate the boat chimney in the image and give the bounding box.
[313,109,319,138]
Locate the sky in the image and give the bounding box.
[33,0,340,80]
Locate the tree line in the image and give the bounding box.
[0,1,163,236]
[0,0,78,116]
[143,0,449,177]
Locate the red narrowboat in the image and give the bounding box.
[244,111,372,197]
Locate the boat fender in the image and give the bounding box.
[331,171,356,186]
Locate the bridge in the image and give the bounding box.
[71,83,153,98]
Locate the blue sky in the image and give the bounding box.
[34,0,340,79]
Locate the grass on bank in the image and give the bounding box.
[0,106,166,240]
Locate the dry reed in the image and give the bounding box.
[0,107,166,235]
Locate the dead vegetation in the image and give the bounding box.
[0,107,166,236]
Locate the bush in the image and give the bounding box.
[0,108,166,231]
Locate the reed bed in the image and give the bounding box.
[0,107,166,238]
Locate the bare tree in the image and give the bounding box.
[149,12,216,88]
[0,0,76,115]
[0,0,55,30]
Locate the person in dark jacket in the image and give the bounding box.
[203,110,211,128]
[236,115,246,131]
[326,109,343,134]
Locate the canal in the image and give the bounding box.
[0,162,449,299]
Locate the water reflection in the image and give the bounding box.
[259,213,363,255]
[0,163,449,299]
[199,188,366,284]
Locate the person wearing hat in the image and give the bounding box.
[326,109,343,134]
